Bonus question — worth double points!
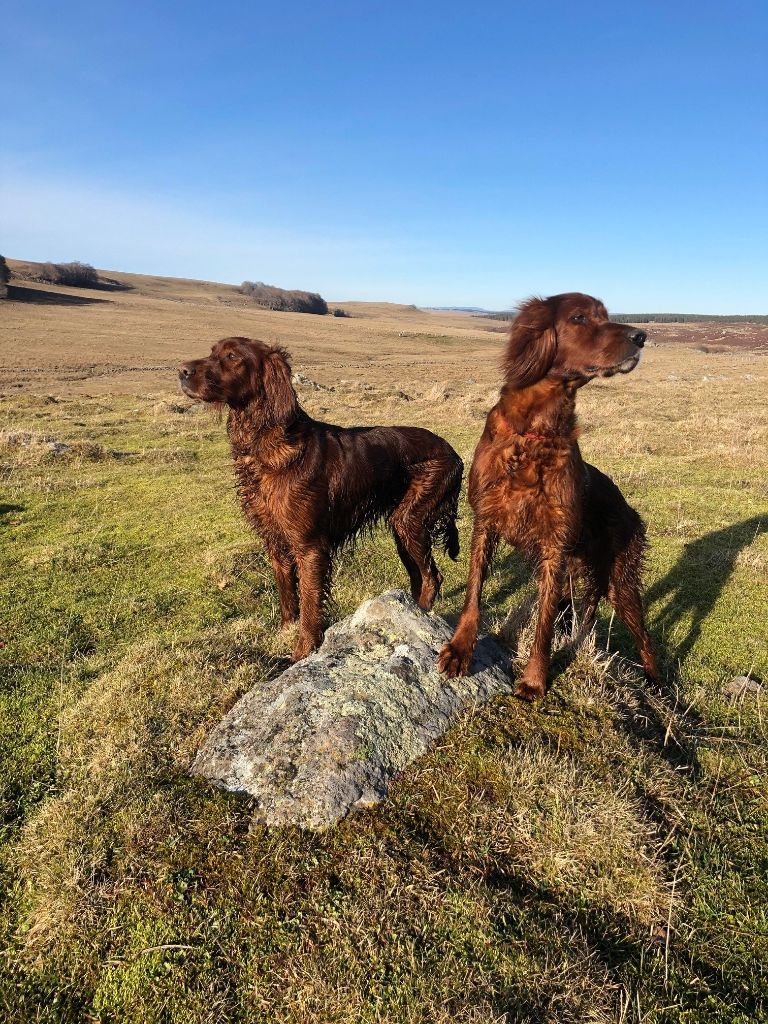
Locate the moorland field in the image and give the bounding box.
[1,259,767,1023]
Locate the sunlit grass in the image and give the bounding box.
[1,353,767,1023]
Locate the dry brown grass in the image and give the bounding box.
[5,257,765,403]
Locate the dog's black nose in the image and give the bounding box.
[628,329,646,347]
[178,364,193,380]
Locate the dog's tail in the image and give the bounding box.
[443,515,460,560]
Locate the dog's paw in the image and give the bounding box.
[438,640,473,678]
[416,571,443,612]
[513,677,546,702]
[292,636,320,662]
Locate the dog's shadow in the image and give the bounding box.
[443,546,530,613]
[646,514,766,670]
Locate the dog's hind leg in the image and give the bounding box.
[432,457,463,561]
[564,561,604,649]
[390,510,441,610]
[391,457,458,610]
[391,529,424,605]
[606,534,659,681]
[556,572,577,638]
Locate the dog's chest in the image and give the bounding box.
[234,457,297,536]
[478,443,579,546]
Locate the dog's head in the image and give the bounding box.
[178,336,297,423]
[504,293,646,389]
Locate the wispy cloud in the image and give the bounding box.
[0,168,408,297]
[2,167,765,312]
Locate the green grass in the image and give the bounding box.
[1,379,767,1023]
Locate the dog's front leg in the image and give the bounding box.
[266,539,299,626]
[438,523,498,677]
[293,546,331,661]
[515,552,566,700]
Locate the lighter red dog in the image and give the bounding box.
[438,293,659,698]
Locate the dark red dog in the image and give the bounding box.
[179,337,462,660]
[438,293,658,698]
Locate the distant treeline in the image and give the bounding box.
[240,281,328,315]
[481,311,768,324]
[612,313,768,324]
[39,261,100,287]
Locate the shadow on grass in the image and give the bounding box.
[443,546,530,610]
[0,504,24,523]
[94,277,134,292]
[647,514,766,669]
[484,863,761,1022]
[445,514,766,677]
[7,285,112,306]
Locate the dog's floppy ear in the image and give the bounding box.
[261,345,298,425]
[504,297,557,388]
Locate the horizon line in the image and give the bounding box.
[5,254,766,319]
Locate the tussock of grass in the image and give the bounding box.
[136,447,199,465]
[405,738,668,927]
[0,430,120,464]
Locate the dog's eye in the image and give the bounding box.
[570,314,587,324]
[227,352,238,360]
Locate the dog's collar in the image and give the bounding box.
[520,432,550,442]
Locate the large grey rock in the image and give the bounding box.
[192,589,511,830]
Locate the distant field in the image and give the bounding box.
[3,258,767,397]
[1,261,767,1023]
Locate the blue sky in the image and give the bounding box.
[2,1,766,311]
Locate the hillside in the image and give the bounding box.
[0,258,767,1023]
[3,259,767,397]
